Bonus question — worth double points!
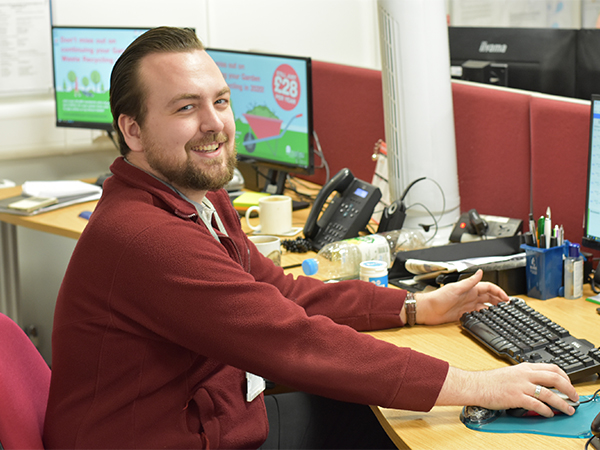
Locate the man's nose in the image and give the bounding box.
[199,107,225,134]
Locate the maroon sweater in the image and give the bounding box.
[43,157,449,449]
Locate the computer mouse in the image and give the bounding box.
[506,388,579,418]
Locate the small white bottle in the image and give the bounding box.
[359,260,389,287]
[564,243,584,299]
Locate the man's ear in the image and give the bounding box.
[118,114,143,152]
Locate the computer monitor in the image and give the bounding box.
[448,27,577,98]
[576,29,600,101]
[583,94,600,251]
[206,48,314,194]
[51,26,150,131]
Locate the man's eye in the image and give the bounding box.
[179,104,193,111]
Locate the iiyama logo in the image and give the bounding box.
[479,41,508,53]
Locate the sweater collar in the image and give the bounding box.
[109,156,198,219]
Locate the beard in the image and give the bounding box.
[144,133,237,192]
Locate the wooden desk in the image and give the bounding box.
[368,289,600,450]
[0,185,98,240]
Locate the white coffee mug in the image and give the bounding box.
[248,235,281,266]
[245,195,292,235]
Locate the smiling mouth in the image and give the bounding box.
[191,142,221,153]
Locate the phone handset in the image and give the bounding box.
[303,168,382,250]
[303,168,355,240]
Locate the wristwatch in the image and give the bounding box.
[404,292,416,326]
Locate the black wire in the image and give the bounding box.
[592,271,600,294]
[106,130,118,149]
[580,388,600,404]
[585,436,600,450]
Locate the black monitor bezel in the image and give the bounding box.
[582,94,600,251]
[206,47,315,178]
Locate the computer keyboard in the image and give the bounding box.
[460,297,600,382]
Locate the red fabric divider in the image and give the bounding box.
[529,96,590,246]
[304,60,385,186]
[452,82,532,224]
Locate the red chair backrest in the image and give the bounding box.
[0,313,50,449]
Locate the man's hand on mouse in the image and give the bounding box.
[436,362,579,417]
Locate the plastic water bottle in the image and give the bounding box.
[302,229,426,280]
[564,243,584,299]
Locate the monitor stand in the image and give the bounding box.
[262,169,310,211]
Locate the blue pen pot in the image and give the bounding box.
[520,243,568,300]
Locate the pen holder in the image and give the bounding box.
[520,243,567,300]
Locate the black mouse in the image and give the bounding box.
[506,388,579,418]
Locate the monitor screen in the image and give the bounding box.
[51,26,149,131]
[448,27,577,98]
[206,48,314,190]
[583,95,600,251]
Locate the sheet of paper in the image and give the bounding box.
[22,180,101,199]
[0,0,52,96]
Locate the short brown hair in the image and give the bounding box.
[109,27,204,156]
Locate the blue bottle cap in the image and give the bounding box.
[569,243,580,258]
[302,258,319,276]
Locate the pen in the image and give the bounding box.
[544,207,552,248]
[529,213,537,247]
[553,225,560,246]
[538,234,547,249]
[537,216,545,247]
[559,224,564,246]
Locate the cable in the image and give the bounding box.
[585,435,600,450]
[592,270,600,294]
[582,388,600,450]
[312,130,330,184]
[281,237,312,253]
[400,176,447,244]
[580,388,600,404]
[405,202,438,244]
[106,130,118,150]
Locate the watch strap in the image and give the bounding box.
[405,292,416,326]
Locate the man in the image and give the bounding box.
[44,27,577,449]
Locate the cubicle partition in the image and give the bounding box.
[309,61,383,186]
[451,81,531,222]
[529,96,590,247]
[308,60,593,248]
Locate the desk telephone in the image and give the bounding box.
[303,168,381,250]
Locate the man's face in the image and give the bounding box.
[134,49,237,197]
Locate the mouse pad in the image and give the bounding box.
[460,395,600,439]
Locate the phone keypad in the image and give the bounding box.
[339,202,359,218]
[319,222,348,245]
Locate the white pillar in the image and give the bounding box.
[377,0,460,231]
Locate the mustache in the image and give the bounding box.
[188,132,229,148]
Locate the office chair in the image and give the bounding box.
[0,313,50,449]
